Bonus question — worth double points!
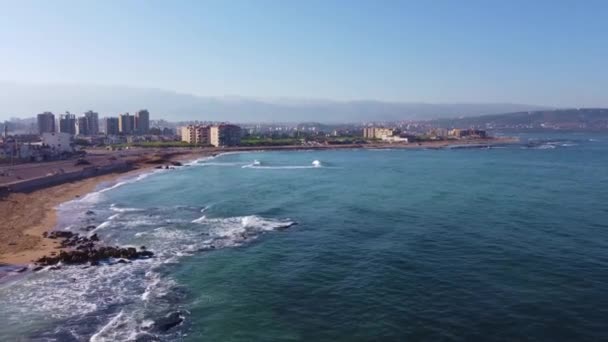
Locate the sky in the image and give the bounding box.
[0,0,607,107]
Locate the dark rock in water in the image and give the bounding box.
[15,267,28,273]
[32,266,43,272]
[139,250,154,258]
[154,311,184,332]
[35,230,154,266]
[135,333,161,342]
[171,161,183,166]
[46,231,75,239]
[141,246,147,250]
[86,210,95,215]
[36,245,154,266]
[155,165,163,169]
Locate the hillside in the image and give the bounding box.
[430,108,608,130]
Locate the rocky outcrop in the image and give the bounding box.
[36,247,153,266]
[36,231,153,267]
[153,311,185,332]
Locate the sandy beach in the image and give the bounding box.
[0,150,214,265]
[0,138,517,265]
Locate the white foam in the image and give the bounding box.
[110,204,144,213]
[197,161,245,167]
[1,199,295,340]
[87,220,113,235]
[536,144,557,149]
[242,164,321,169]
[192,215,207,223]
[90,310,126,342]
[107,213,121,220]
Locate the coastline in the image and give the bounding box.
[0,150,215,265]
[0,137,517,266]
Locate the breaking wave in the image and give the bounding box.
[523,139,579,150]
[242,160,324,169]
[0,201,295,341]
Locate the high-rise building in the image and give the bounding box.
[210,124,241,147]
[59,113,76,135]
[76,116,89,136]
[135,109,150,135]
[104,117,120,135]
[37,112,56,135]
[84,110,99,135]
[119,113,135,134]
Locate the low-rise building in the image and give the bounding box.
[448,129,487,138]
[363,127,395,139]
[42,132,74,153]
[181,125,211,145]
[381,136,408,143]
[210,124,241,147]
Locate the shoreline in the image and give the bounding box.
[0,137,517,266]
[0,150,216,266]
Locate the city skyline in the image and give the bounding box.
[1,1,607,108]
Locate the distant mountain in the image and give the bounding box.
[429,108,608,130]
[0,82,548,123]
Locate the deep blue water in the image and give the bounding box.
[1,133,608,341]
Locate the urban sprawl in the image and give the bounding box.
[0,110,488,163]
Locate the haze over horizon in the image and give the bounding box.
[1,0,607,120]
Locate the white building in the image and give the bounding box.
[381,136,408,143]
[42,132,74,153]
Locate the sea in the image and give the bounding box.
[1,132,607,341]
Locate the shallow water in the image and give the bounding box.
[1,133,608,341]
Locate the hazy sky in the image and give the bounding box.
[1,0,606,106]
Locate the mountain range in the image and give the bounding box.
[0,82,549,123]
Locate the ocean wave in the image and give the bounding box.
[533,144,557,150]
[197,161,247,167]
[1,154,296,341]
[242,160,324,169]
[110,204,145,213]
[87,220,113,235]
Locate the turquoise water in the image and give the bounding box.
[1,133,608,341]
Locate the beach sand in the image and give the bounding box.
[0,150,214,265]
[0,172,140,265]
